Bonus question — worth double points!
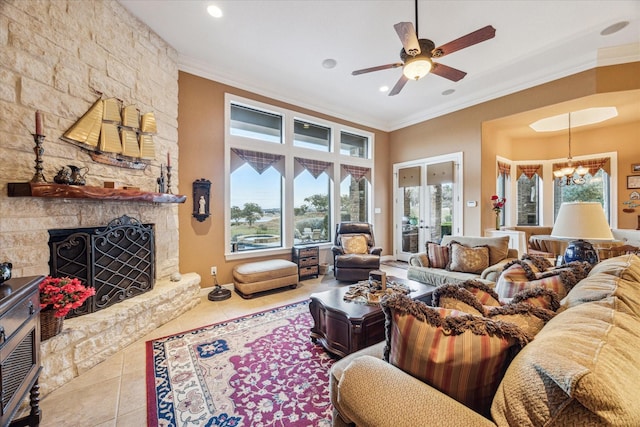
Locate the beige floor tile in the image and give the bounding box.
[116,408,146,426]
[40,377,120,426]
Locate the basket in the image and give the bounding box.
[40,309,64,341]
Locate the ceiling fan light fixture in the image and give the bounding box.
[402,56,432,80]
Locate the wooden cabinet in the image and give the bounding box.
[0,276,43,427]
[292,246,319,280]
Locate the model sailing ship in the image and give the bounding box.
[61,97,157,169]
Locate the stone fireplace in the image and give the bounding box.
[48,215,155,318]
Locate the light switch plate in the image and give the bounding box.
[466,201,477,207]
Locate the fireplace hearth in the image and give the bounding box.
[48,215,155,318]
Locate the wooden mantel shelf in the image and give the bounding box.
[7,182,187,203]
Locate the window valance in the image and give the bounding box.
[552,157,610,176]
[294,158,333,178]
[517,164,542,179]
[497,161,511,178]
[231,148,284,175]
[341,165,371,182]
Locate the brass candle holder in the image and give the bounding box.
[31,133,47,183]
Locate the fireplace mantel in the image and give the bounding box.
[8,182,186,203]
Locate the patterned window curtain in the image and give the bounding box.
[294,158,333,178]
[517,164,542,179]
[230,148,284,175]
[341,165,371,182]
[552,157,610,176]
[497,161,511,178]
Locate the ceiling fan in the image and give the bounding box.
[352,0,496,96]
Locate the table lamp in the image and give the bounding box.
[551,202,613,265]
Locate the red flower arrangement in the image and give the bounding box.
[39,276,95,318]
[491,194,506,213]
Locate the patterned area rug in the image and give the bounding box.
[381,260,409,270]
[146,301,335,427]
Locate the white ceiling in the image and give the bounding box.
[119,1,640,132]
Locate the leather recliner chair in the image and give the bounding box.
[331,222,382,282]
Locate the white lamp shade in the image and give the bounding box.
[551,202,613,241]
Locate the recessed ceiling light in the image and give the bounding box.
[600,21,628,36]
[207,5,223,18]
[529,107,618,132]
[442,89,455,96]
[322,58,337,69]
[379,86,389,92]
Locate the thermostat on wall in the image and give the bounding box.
[466,201,477,207]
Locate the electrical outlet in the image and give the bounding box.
[211,266,217,276]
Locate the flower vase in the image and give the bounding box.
[40,308,64,341]
[495,212,500,230]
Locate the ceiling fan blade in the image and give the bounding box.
[432,25,496,58]
[389,75,409,96]
[431,62,467,82]
[352,63,403,76]
[394,22,421,56]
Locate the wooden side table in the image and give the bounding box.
[0,276,43,427]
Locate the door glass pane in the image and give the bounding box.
[294,170,330,244]
[230,104,282,143]
[517,174,540,225]
[340,131,369,158]
[230,163,282,251]
[401,186,420,253]
[340,176,369,222]
[294,120,330,151]
[428,183,453,242]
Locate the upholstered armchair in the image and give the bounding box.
[331,222,382,282]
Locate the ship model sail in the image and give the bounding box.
[61,98,157,169]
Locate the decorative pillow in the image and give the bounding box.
[511,287,561,312]
[486,302,556,337]
[447,242,490,274]
[432,284,486,316]
[381,294,530,418]
[341,234,368,254]
[459,280,501,307]
[414,253,430,267]
[521,254,554,271]
[427,242,449,269]
[496,263,567,299]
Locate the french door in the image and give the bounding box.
[393,153,463,261]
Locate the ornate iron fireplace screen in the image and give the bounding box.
[48,215,155,318]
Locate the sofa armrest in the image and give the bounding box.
[481,257,516,282]
[336,355,495,427]
[408,252,427,267]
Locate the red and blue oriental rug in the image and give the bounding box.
[146,301,335,427]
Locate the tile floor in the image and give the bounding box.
[35,264,408,426]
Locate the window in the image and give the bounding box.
[294,158,332,244]
[515,164,542,226]
[496,161,511,227]
[226,95,374,255]
[294,120,330,151]
[554,168,611,222]
[230,104,282,143]
[340,131,369,158]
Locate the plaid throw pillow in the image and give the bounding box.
[427,242,449,268]
[381,294,529,418]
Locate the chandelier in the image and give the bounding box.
[553,112,588,185]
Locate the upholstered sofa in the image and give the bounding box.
[407,235,518,286]
[330,254,640,426]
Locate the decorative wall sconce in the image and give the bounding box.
[192,178,211,222]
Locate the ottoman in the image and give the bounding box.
[233,259,299,298]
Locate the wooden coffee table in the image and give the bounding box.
[309,277,436,358]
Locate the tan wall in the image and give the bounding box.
[504,121,640,229]
[389,64,639,235]
[0,1,180,278]
[177,72,390,285]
